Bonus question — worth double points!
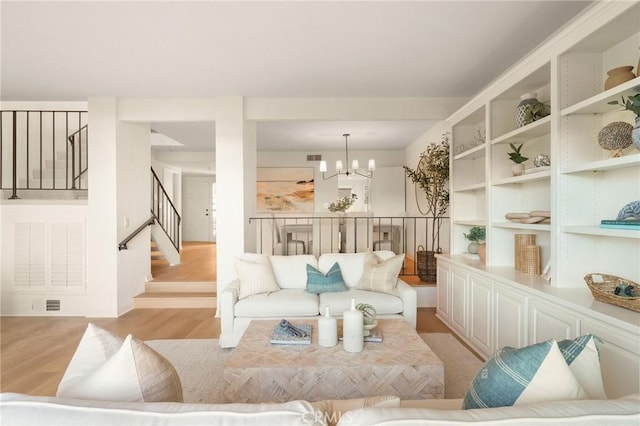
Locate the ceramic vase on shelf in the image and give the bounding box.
[515,93,538,127]
[633,117,640,151]
[511,163,525,176]
[467,241,479,254]
[604,66,635,91]
[318,305,338,348]
[477,243,486,264]
[342,298,363,353]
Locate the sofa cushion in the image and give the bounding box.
[306,262,349,293]
[57,335,183,403]
[462,340,588,409]
[318,252,367,288]
[557,334,607,399]
[356,251,404,296]
[57,324,124,397]
[270,255,318,289]
[319,289,403,316]
[235,289,320,318]
[235,254,280,299]
[311,395,400,426]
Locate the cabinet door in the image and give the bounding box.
[528,299,577,343]
[468,274,493,357]
[450,268,468,337]
[494,286,526,350]
[580,318,640,399]
[436,261,451,321]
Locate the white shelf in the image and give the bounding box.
[493,221,551,231]
[562,154,640,174]
[493,170,551,186]
[492,116,551,145]
[453,182,486,192]
[454,144,486,161]
[453,219,486,227]
[562,225,640,239]
[560,77,640,116]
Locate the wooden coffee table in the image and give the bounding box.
[220,318,444,403]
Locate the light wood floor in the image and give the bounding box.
[0,307,474,397]
[151,241,217,282]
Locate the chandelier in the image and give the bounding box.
[319,134,375,180]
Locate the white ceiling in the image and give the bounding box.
[1,0,591,151]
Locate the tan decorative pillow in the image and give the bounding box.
[311,395,400,426]
[234,255,280,299]
[57,334,183,403]
[356,250,405,295]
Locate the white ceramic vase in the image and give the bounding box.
[342,298,363,353]
[318,305,338,348]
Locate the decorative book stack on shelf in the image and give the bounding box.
[600,219,640,231]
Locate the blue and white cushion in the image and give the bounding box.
[557,334,607,399]
[306,262,348,293]
[463,340,588,409]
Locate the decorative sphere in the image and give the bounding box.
[597,121,633,155]
[533,154,550,167]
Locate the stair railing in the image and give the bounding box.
[119,217,155,250]
[151,167,181,252]
[0,110,89,198]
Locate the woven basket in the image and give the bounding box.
[584,273,640,312]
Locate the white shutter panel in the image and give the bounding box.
[50,222,85,288]
[14,223,46,287]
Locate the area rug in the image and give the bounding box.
[146,333,483,403]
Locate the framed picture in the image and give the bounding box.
[256,167,314,213]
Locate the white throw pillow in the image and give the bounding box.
[557,334,607,399]
[356,250,404,296]
[234,254,280,299]
[463,340,588,409]
[57,323,124,396]
[57,334,183,403]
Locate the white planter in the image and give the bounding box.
[343,298,363,353]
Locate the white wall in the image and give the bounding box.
[116,120,151,314]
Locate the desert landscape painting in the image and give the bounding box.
[257,167,314,213]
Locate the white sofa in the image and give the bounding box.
[219,251,417,348]
[2,393,639,425]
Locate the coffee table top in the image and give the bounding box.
[226,318,442,370]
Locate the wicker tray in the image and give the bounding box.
[584,273,640,312]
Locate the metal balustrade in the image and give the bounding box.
[249,215,449,278]
[0,110,88,199]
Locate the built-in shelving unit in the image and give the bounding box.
[438,1,640,400]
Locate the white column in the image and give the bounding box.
[215,97,256,302]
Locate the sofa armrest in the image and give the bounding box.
[220,280,240,336]
[396,279,417,330]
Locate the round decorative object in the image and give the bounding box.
[515,93,538,128]
[533,154,550,167]
[633,116,640,151]
[597,121,633,157]
[604,66,635,91]
[363,320,378,337]
[511,163,525,176]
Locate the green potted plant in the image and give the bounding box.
[463,226,486,254]
[507,143,528,176]
[404,133,450,282]
[356,303,377,325]
[608,94,640,150]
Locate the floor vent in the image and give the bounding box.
[46,299,61,311]
[307,154,322,161]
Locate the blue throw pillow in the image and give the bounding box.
[462,340,587,409]
[306,262,348,293]
[557,334,606,399]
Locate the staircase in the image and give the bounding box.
[133,281,216,309]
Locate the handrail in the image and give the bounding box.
[150,167,181,252]
[118,217,155,250]
[68,124,88,190]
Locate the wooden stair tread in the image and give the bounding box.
[135,292,216,299]
[145,281,216,293]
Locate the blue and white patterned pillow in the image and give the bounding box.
[306,262,348,293]
[463,340,588,409]
[557,334,607,399]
